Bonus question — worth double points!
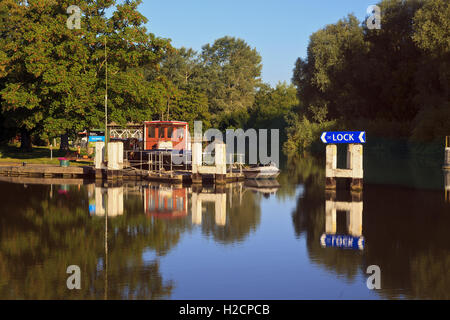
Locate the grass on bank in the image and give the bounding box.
[0,144,93,166]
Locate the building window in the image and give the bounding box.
[148,126,155,138]
[167,127,173,139]
[159,127,166,138]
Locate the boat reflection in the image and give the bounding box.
[244,179,280,198]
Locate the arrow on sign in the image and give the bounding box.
[321,131,366,144]
[359,132,365,143]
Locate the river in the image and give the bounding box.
[0,157,448,299]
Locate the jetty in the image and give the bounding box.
[0,163,94,179]
[0,140,245,185]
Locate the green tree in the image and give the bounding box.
[0,0,171,149]
[285,0,450,153]
[249,82,298,130]
[146,47,211,127]
[411,0,450,141]
[200,36,262,129]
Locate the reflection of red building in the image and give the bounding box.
[143,121,190,151]
[144,186,187,219]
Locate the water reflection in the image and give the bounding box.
[244,180,280,198]
[0,178,263,299]
[0,157,448,299]
[320,191,364,250]
[292,156,450,299]
[88,184,124,217]
[144,184,187,219]
[192,188,227,226]
[0,180,176,299]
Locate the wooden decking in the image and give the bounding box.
[0,163,245,185]
[0,164,94,178]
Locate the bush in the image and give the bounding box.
[283,115,336,156]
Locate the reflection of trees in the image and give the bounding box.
[361,185,450,299]
[199,186,261,244]
[289,157,450,299]
[0,182,182,299]
[290,158,362,281]
[277,155,324,200]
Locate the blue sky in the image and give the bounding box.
[139,0,378,87]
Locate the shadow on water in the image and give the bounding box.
[290,156,450,299]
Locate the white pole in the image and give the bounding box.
[104,36,108,163]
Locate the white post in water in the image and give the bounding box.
[349,144,363,189]
[192,139,202,174]
[107,142,123,170]
[326,144,363,190]
[445,169,450,202]
[191,138,203,183]
[325,144,337,189]
[95,142,105,170]
[95,141,105,179]
[214,141,227,184]
[445,136,450,169]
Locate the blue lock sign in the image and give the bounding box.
[321,131,365,144]
[88,136,105,142]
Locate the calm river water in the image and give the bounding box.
[0,157,449,299]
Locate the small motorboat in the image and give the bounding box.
[243,162,280,180]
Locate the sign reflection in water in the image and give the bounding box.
[0,159,449,299]
[320,191,364,250]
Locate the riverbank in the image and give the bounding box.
[0,145,92,166]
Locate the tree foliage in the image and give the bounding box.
[0,0,171,148]
[200,36,262,129]
[287,0,450,154]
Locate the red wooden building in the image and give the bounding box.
[143,121,190,151]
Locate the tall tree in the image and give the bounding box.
[200,36,262,129]
[286,0,450,153]
[292,14,368,122]
[411,0,450,140]
[249,82,298,131]
[147,47,211,127]
[0,0,171,149]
